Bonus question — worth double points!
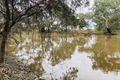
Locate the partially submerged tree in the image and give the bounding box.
[94,0,120,34]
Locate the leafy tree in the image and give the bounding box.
[78,13,90,29]
[94,0,120,34]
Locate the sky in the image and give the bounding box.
[76,0,96,29]
[65,0,95,14]
[76,0,95,14]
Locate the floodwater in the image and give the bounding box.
[8,32,120,80]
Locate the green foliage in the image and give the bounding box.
[78,13,90,28]
[94,0,120,31]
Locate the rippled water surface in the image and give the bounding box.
[8,33,120,80]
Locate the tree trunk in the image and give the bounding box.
[101,15,112,35]
[106,27,112,34]
[0,23,10,63]
[104,19,112,35]
[65,25,68,32]
[0,34,8,63]
[0,0,11,63]
[40,25,46,33]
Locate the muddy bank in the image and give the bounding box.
[0,55,37,80]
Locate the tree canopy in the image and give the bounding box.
[94,0,120,32]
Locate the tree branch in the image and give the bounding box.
[101,15,109,28]
[0,11,5,18]
[10,11,38,28]
[10,2,41,28]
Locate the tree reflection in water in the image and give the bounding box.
[90,35,120,73]
[81,35,120,73]
[8,33,120,80]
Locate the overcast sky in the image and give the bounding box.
[76,0,95,14]
[65,0,95,14]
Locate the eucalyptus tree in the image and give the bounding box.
[0,0,89,63]
[94,0,120,34]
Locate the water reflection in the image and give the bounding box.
[84,35,96,48]
[9,33,120,80]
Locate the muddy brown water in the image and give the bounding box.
[7,33,120,80]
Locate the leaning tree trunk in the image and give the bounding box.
[105,20,112,34]
[101,15,112,35]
